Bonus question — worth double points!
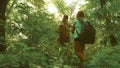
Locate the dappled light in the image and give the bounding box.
[0,0,120,68]
[64,0,78,6]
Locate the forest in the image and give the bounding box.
[0,0,120,68]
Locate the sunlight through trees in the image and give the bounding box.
[0,0,119,68]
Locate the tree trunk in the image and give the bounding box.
[0,0,9,52]
[100,0,106,8]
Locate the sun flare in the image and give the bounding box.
[47,4,57,14]
[45,0,88,20]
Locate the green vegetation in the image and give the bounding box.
[0,0,120,68]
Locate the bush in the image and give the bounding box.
[85,45,120,68]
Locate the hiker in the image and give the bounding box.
[57,15,71,45]
[72,11,87,67]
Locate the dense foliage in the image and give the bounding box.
[0,0,119,68]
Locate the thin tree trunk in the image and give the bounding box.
[0,0,9,52]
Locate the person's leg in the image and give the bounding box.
[79,42,86,68]
[74,40,86,67]
[74,40,86,61]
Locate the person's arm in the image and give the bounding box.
[74,20,82,34]
[71,24,74,34]
[57,25,61,33]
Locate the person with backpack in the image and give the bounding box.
[57,15,71,45]
[72,10,96,67]
[72,11,87,67]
